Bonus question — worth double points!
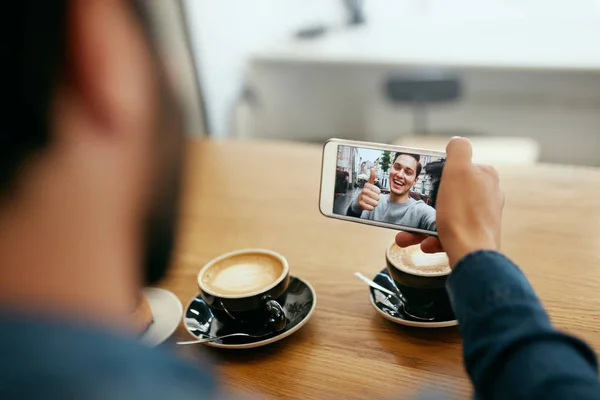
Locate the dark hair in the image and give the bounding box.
[1,2,152,196]
[1,2,68,194]
[393,152,422,176]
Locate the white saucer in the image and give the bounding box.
[139,287,183,346]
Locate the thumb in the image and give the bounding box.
[368,168,376,185]
[446,137,472,165]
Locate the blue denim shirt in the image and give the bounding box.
[0,314,220,399]
[448,251,600,399]
[0,251,598,399]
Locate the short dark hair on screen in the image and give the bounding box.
[393,152,422,176]
[1,2,68,194]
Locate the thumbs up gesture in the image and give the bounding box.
[358,169,381,211]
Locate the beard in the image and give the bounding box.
[142,144,181,285]
[141,68,184,286]
[130,0,187,285]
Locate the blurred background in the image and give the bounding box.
[156,0,600,166]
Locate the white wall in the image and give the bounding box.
[183,0,343,137]
[365,0,600,21]
[183,0,600,138]
[145,0,207,136]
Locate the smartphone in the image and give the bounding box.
[319,138,446,236]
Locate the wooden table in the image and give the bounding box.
[161,139,600,399]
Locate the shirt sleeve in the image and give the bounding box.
[447,251,600,400]
[347,194,372,220]
[347,193,363,217]
[419,204,437,231]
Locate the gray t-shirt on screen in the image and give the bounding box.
[349,193,437,231]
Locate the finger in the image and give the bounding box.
[361,196,379,207]
[364,183,381,194]
[483,164,498,176]
[446,137,472,165]
[478,164,499,181]
[368,168,376,185]
[359,202,375,211]
[420,236,444,253]
[395,231,428,248]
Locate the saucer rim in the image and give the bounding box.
[140,287,183,346]
[368,268,458,329]
[182,275,317,349]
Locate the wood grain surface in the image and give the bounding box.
[159,139,600,399]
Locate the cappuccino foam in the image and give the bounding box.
[389,244,451,276]
[201,253,284,296]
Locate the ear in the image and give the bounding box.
[66,0,155,135]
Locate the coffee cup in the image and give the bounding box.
[385,242,452,318]
[197,249,290,331]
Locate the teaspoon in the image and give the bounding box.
[354,272,435,321]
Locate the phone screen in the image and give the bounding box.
[331,144,446,234]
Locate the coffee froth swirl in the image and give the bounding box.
[388,244,451,276]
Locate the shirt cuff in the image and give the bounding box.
[349,195,362,215]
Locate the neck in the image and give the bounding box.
[389,191,410,203]
[0,154,141,332]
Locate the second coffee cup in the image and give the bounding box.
[197,249,290,331]
[386,242,453,319]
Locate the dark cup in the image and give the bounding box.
[197,249,289,331]
[385,242,452,319]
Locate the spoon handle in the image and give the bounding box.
[354,272,436,322]
[177,333,248,345]
[354,272,398,297]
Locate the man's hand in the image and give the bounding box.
[357,169,380,211]
[395,137,504,268]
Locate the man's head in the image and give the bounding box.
[2,1,183,287]
[389,152,421,198]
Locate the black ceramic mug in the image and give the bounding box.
[385,242,453,319]
[197,249,290,331]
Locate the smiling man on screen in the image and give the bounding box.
[347,152,436,231]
